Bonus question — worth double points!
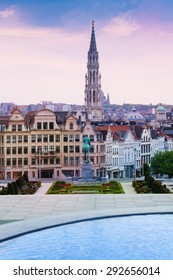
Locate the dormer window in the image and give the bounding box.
[18,124,22,131]
[12,124,16,131]
[69,123,73,130]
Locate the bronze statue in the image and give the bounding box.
[82,136,91,163]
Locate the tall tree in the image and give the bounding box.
[151,151,173,177]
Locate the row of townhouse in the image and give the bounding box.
[97,125,173,179]
[0,108,172,180]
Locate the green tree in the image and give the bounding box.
[151,151,173,177]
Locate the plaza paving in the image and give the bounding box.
[0,181,173,241]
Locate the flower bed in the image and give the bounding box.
[46,180,124,194]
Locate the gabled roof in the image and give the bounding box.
[96,125,130,141]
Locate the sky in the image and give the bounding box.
[1,0,173,106]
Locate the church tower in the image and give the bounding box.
[84,21,104,122]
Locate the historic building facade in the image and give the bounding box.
[0,108,106,180]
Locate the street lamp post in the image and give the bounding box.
[134,148,136,180]
[37,148,42,181]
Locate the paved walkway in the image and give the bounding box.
[0,180,173,241]
[0,181,173,222]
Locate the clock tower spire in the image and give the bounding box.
[84,21,104,122]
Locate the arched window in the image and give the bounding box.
[93,90,96,103]
[89,71,92,83]
[93,71,95,82]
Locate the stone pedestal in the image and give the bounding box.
[81,162,93,179]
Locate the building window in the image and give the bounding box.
[24,135,28,143]
[64,157,68,166]
[6,147,11,154]
[6,136,11,143]
[44,158,48,165]
[37,135,42,142]
[90,145,94,153]
[63,135,68,142]
[75,156,80,166]
[43,146,48,154]
[56,146,60,153]
[18,147,22,154]
[69,146,74,153]
[100,145,105,152]
[75,146,80,153]
[18,158,22,166]
[90,135,94,142]
[31,146,36,154]
[69,123,73,130]
[75,134,80,142]
[69,135,74,142]
[12,135,16,143]
[43,135,48,142]
[64,146,68,153]
[56,157,60,164]
[24,147,28,154]
[37,122,42,130]
[31,135,36,142]
[49,135,54,142]
[18,124,22,131]
[69,157,74,166]
[49,122,54,129]
[12,125,16,131]
[12,158,16,166]
[56,135,60,142]
[18,135,22,143]
[50,158,54,164]
[12,147,16,154]
[31,158,36,165]
[7,158,11,166]
[43,122,48,129]
[24,158,28,165]
[49,146,54,153]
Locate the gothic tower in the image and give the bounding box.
[84,21,104,122]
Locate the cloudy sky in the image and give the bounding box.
[0,0,173,105]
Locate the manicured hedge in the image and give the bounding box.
[0,175,41,195]
[132,176,171,194]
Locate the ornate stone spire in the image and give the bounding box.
[89,20,97,53]
[84,21,104,123]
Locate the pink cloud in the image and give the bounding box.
[0,9,15,18]
[102,13,141,37]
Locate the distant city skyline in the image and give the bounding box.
[1,0,173,105]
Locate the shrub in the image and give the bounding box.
[23,172,29,183]
[16,178,23,190]
[145,175,155,190]
[36,181,41,188]
[7,182,15,194]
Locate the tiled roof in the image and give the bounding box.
[24,111,36,126]
[97,125,130,141]
[0,116,10,126]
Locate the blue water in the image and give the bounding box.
[0,214,173,260]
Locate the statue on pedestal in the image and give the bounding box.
[82,136,91,163]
